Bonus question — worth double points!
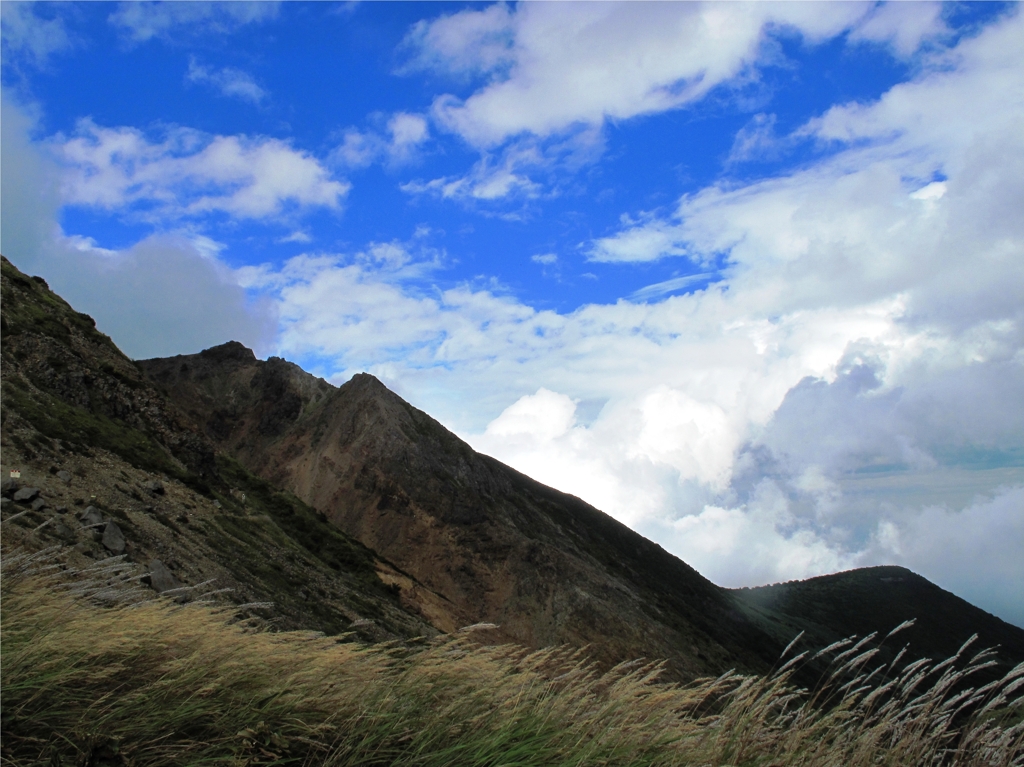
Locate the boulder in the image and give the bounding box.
[145,559,180,593]
[13,487,40,503]
[1,478,18,497]
[57,470,72,483]
[101,522,126,554]
[79,506,104,527]
[144,480,165,496]
[31,497,48,512]
[53,520,77,543]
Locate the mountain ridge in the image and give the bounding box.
[139,336,1024,678]
[3,253,1023,685]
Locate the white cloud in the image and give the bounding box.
[727,113,784,165]
[399,2,515,78]
[485,388,576,442]
[186,57,266,104]
[878,486,1024,628]
[109,1,279,43]
[277,231,313,245]
[401,145,542,202]
[48,232,277,359]
[531,253,557,266]
[332,112,430,169]
[53,119,349,220]
[0,2,73,68]
[848,1,948,58]
[246,12,1024,625]
[1,95,274,359]
[630,273,715,302]
[412,2,872,148]
[590,218,688,263]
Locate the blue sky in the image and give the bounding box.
[3,2,1023,627]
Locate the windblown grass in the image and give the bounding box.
[2,548,1022,767]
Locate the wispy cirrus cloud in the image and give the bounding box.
[186,57,266,104]
[109,1,279,44]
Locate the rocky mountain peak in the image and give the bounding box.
[198,341,257,364]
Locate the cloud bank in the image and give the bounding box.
[257,9,1024,626]
[3,4,1021,627]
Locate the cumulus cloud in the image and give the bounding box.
[109,1,279,44]
[411,2,871,149]
[53,119,349,220]
[186,57,266,104]
[1,94,274,359]
[332,112,430,169]
[245,11,1024,625]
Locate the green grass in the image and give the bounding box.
[2,550,1022,767]
[0,257,118,353]
[1,376,188,482]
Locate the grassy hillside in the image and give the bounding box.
[3,552,1022,767]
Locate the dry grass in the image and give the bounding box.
[2,548,1022,767]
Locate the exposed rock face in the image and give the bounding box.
[140,347,780,677]
[79,506,104,527]
[0,257,216,481]
[13,487,40,503]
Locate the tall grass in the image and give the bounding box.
[2,548,1022,767]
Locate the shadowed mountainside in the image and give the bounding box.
[733,565,1024,665]
[141,346,780,677]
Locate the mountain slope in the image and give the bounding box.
[142,347,781,677]
[140,341,1024,680]
[7,252,1022,683]
[0,255,431,640]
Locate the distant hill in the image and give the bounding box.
[4,253,1023,682]
[733,566,1024,666]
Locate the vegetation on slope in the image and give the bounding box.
[3,551,1022,767]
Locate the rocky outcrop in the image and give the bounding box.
[0,257,216,482]
[139,347,782,678]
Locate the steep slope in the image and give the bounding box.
[0,255,431,640]
[141,346,786,678]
